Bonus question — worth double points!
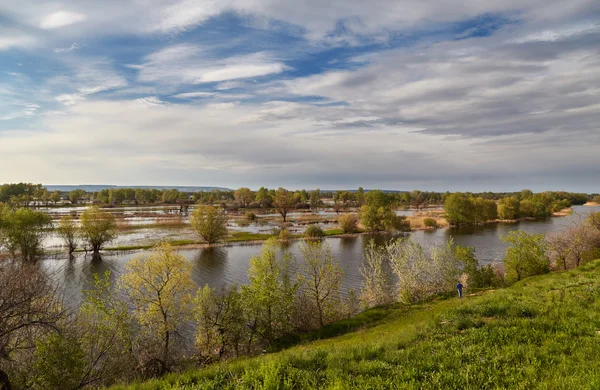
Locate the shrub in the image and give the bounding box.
[190,206,228,245]
[304,225,324,239]
[338,214,358,233]
[278,228,292,241]
[246,212,256,221]
[423,218,438,228]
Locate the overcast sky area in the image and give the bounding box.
[1,1,599,192]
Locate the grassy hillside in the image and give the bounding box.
[114,261,600,389]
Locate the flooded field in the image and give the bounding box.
[40,205,600,306]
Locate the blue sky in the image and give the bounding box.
[1,0,599,192]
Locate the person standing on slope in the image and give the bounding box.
[456,282,463,298]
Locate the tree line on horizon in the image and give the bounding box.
[1,182,595,210]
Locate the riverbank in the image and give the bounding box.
[111,260,600,389]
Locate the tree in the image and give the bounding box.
[49,190,62,205]
[360,239,395,308]
[338,213,358,233]
[255,187,270,208]
[57,215,79,255]
[190,206,228,244]
[546,232,572,270]
[497,196,520,220]
[69,189,86,205]
[271,188,297,223]
[356,187,365,206]
[565,224,600,267]
[241,238,298,345]
[80,207,117,253]
[73,272,135,388]
[360,190,404,231]
[234,188,254,208]
[586,212,600,231]
[0,207,52,261]
[410,190,427,211]
[193,285,246,362]
[309,189,321,207]
[120,244,194,375]
[0,261,65,390]
[444,193,475,226]
[299,241,343,327]
[502,231,549,283]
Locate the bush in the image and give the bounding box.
[304,225,324,239]
[278,228,292,241]
[338,214,358,233]
[246,212,256,221]
[423,218,438,228]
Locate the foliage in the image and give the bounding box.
[272,188,297,222]
[304,224,324,239]
[0,207,52,261]
[241,238,299,345]
[0,261,65,390]
[444,193,497,226]
[359,190,404,232]
[120,244,195,375]
[299,241,343,327]
[194,285,247,362]
[278,228,292,241]
[57,215,79,254]
[497,196,520,219]
[234,188,254,208]
[29,333,86,390]
[338,213,358,233]
[503,231,549,283]
[111,261,600,390]
[190,206,228,244]
[309,189,321,207]
[80,206,117,253]
[245,212,256,221]
[360,240,395,309]
[423,217,438,228]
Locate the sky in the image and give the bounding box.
[0,1,599,192]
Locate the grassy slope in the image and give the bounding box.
[114,261,600,390]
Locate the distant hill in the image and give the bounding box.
[45,185,232,193]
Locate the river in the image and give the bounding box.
[42,205,600,305]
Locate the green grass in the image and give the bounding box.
[112,260,600,389]
[225,232,275,242]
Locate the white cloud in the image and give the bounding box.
[40,11,88,29]
[54,43,80,53]
[0,29,35,50]
[134,46,287,85]
[172,92,216,99]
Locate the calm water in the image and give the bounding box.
[43,205,600,305]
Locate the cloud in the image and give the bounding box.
[134,45,288,85]
[40,11,88,29]
[54,43,80,53]
[0,29,35,50]
[171,92,216,99]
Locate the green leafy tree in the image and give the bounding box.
[299,241,343,327]
[0,207,52,261]
[234,188,254,208]
[360,190,403,231]
[49,190,62,204]
[57,215,79,255]
[255,187,271,208]
[241,238,299,345]
[69,189,86,204]
[497,196,520,219]
[502,231,549,283]
[193,285,247,361]
[309,189,321,207]
[444,193,475,226]
[30,333,86,390]
[120,244,195,375]
[80,207,117,253]
[271,188,297,222]
[190,205,228,244]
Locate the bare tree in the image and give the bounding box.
[546,232,572,270]
[566,224,600,267]
[0,260,66,390]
